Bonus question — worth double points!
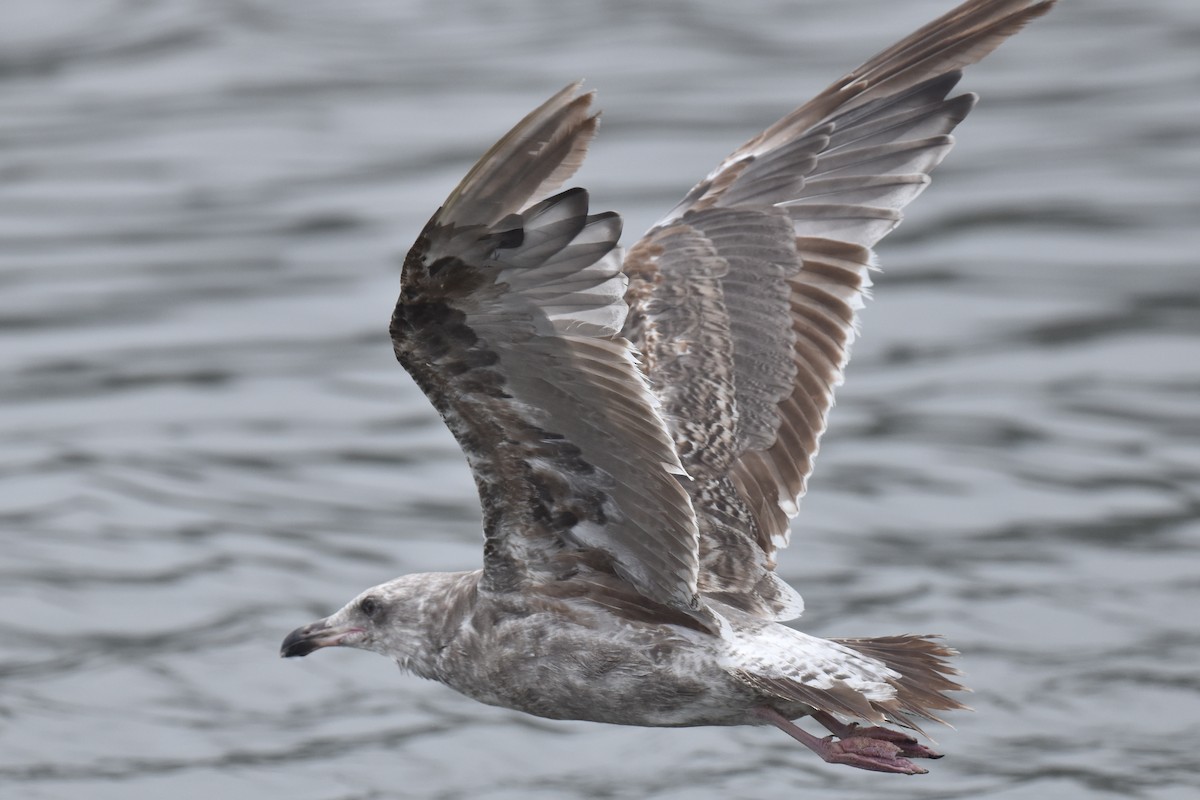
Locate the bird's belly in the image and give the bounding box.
[435,615,757,728]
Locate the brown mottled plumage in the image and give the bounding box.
[281,0,1055,775]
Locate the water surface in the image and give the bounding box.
[2,1,1199,798]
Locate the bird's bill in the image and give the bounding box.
[279,618,364,658]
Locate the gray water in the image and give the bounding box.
[2,1,1198,798]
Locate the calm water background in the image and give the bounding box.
[2,1,1198,798]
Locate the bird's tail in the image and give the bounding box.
[831,634,969,730]
[728,626,968,733]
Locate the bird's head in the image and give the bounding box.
[280,573,441,661]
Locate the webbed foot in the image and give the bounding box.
[753,706,934,775]
[812,711,943,760]
[819,734,928,774]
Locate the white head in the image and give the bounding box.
[280,571,475,675]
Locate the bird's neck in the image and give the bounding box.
[388,570,482,680]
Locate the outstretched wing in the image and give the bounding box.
[391,84,715,631]
[623,0,1056,619]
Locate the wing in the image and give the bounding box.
[623,0,1056,619]
[391,84,717,632]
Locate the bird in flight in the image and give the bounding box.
[282,0,1056,775]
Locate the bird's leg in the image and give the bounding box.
[752,706,930,775]
[810,709,944,760]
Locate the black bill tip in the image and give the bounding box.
[280,620,331,658]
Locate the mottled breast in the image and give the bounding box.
[432,594,758,728]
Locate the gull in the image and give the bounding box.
[282,0,1055,775]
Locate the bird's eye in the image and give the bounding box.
[359,597,380,617]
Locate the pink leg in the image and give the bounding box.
[753,707,930,775]
[810,709,943,760]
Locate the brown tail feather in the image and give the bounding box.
[736,634,969,733]
[832,634,971,727]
